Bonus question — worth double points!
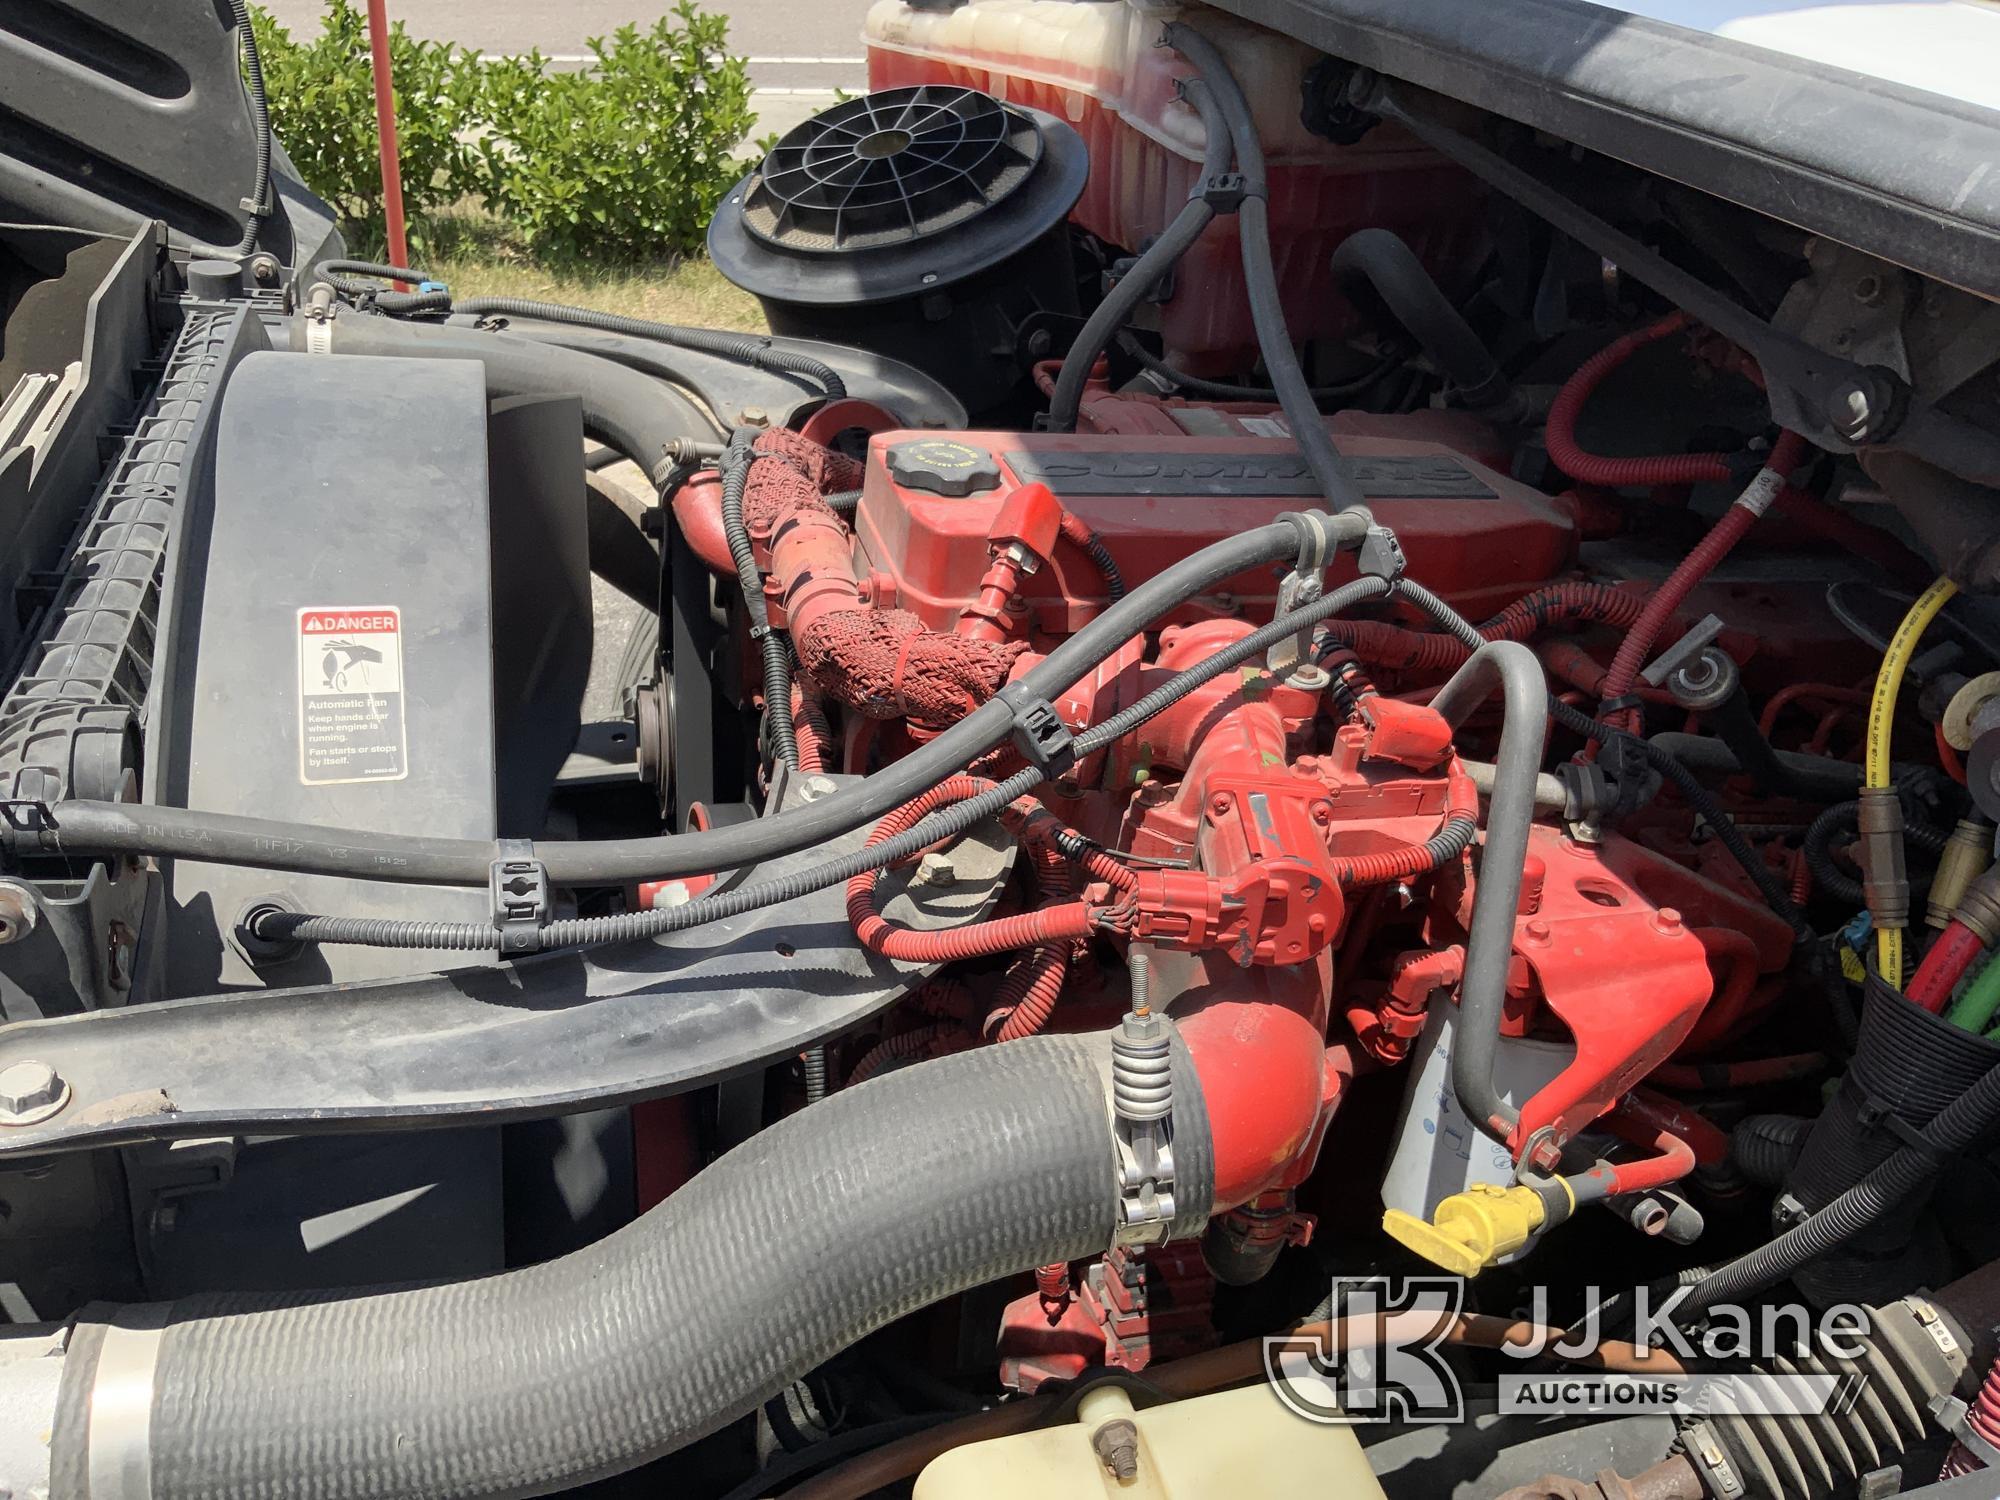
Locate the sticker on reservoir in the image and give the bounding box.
[297,606,408,785]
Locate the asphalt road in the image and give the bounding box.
[260,0,874,138]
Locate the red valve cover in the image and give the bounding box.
[852,426,1576,636]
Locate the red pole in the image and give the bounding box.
[365,0,411,277]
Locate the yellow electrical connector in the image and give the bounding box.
[1866,575,1958,981]
[1382,1181,1568,1278]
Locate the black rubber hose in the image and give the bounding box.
[1673,1052,2000,1321]
[1573,701,1814,939]
[50,1034,1213,1500]
[494,323,733,436]
[292,310,712,484]
[1163,24,1370,516]
[1806,802,1866,907]
[228,0,271,257]
[455,296,846,401]
[1733,1113,1813,1187]
[256,574,1396,952]
[719,430,800,771]
[1425,636,1550,1147]
[1650,731,1865,804]
[27,514,1364,888]
[1328,228,1511,410]
[1115,331,1399,403]
[585,484,659,608]
[1046,81,1233,434]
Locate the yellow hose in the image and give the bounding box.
[1867,574,1958,978]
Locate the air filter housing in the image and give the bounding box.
[709,86,1088,415]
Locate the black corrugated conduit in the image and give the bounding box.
[718,428,800,771]
[255,574,1398,952]
[18,512,1371,888]
[226,0,270,257]
[1674,1047,2000,1321]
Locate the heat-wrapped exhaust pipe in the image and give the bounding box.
[42,1035,1214,1500]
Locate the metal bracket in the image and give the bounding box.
[1270,511,1359,676]
[1363,78,2000,484]
[1640,613,1727,688]
[489,840,550,955]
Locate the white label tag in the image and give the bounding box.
[297,606,409,785]
[1734,466,1785,518]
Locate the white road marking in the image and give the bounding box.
[479,52,865,64]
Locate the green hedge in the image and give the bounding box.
[248,0,756,265]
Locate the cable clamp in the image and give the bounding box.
[1284,511,1336,577]
[996,684,1078,778]
[1931,1393,2000,1470]
[0,799,56,842]
[1598,692,1645,716]
[490,840,549,955]
[1111,1008,1177,1247]
[1849,1084,1955,1166]
[1356,524,1406,593]
[1268,514,1337,675]
[1190,170,1249,213]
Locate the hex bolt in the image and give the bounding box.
[0,1060,70,1126]
[1091,1418,1139,1481]
[1524,1127,1566,1172]
[1524,918,1552,946]
[0,883,35,945]
[798,775,838,803]
[1654,906,1685,937]
[915,852,957,888]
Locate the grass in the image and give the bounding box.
[430,253,765,329]
[401,205,767,330]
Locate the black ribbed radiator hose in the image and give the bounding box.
[51,1034,1213,1500]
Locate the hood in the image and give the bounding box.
[0,0,334,268]
[1220,0,2000,302]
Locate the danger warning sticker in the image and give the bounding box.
[297,606,408,785]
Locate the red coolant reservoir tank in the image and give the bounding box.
[862,0,1484,372]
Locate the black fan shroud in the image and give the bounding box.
[742,86,1046,255]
